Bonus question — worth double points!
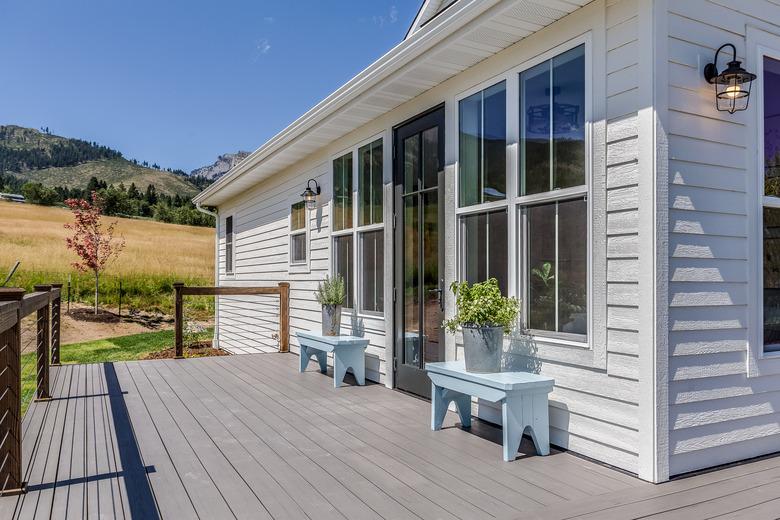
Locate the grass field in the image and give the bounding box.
[1,200,215,312]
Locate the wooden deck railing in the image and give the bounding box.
[173,282,290,358]
[0,284,61,496]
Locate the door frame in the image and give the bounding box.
[392,103,446,398]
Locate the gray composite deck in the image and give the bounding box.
[1,353,779,519]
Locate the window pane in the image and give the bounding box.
[226,216,233,273]
[520,60,551,196]
[526,198,587,336]
[359,138,383,226]
[484,82,506,202]
[764,207,780,351]
[459,81,506,207]
[403,196,419,347]
[334,235,354,308]
[291,201,305,231]
[527,203,556,331]
[459,90,482,207]
[333,153,353,231]
[765,56,780,197]
[557,198,587,335]
[360,230,384,313]
[291,233,306,264]
[404,135,419,193]
[422,126,439,189]
[552,45,586,190]
[461,210,508,294]
[372,139,383,223]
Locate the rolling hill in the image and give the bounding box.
[0,125,198,197]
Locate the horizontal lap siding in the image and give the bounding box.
[216,168,388,381]
[665,0,780,476]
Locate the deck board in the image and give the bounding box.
[2,353,780,519]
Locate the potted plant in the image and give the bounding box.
[315,274,346,336]
[444,278,519,373]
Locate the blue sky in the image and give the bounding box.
[0,0,420,171]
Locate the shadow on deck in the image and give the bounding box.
[2,353,779,519]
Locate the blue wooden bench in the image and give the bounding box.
[296,331,369,388]
[426,360,555,461]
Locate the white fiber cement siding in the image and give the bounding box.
[664,0,780,476]
[213,0,647,475]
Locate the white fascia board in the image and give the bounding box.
[194,0,499,207]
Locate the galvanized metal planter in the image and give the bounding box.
[321,304,342,336]
[462,325,503,373]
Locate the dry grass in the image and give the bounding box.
[0,200,214,278]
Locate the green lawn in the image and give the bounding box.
[20,329,176,414]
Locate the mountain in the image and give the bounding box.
[190,151,250,181]
[0,125,198,197]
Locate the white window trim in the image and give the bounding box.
[747,26,780,376]
[224,214,236,277]
[453,33,593,350]
[289,198,311,274]
[329,132,388,317]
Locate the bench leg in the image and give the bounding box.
[333,348,365,388]
[315,351,328,374]
[431,384,471,430]
[502,393,550,461]
[299,345,310,373]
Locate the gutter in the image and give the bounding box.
[195,202,220,349]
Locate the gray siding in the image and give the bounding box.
[664,0,780,476]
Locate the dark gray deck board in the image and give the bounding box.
[4,352,780,519]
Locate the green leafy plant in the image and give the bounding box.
[444,278,519,334]
[315,274,346,306]
[532,261,555,288]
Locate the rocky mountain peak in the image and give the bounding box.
[190,151,250,181]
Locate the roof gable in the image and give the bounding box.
[406,0,458,39]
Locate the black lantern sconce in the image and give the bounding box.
[703,43,757,114]
[300,179,321,210]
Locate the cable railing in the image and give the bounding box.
[0,283,61,496]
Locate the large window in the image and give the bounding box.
[763,55,780,352]
[332,138,385,313]
[519,44,587,339]
[333,152,353,232]
[359,139,383,226]
[225,215,234,274]
[458,81,509,293]
[520,44,586,195]
[290,201,307,265]
[459,81,506,207]
[460,209,508,294]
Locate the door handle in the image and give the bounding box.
[428,287,444,311]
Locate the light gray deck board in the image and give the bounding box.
[235,353,544,515]
[3,353,780,519]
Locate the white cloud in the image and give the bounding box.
[256,38,271,55]
[372,5,399,27]
[263,16,275,23]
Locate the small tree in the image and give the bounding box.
[64,192,125,314]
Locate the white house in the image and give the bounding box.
[194,0,780,484]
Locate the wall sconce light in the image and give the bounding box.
[703,43,757,114]
[300,179,320,210]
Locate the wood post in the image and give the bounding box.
[279,282,290,353]
[33,285,51,401]
[0,288,25,495]
[173,282,184,359]
[50,284,62,366]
